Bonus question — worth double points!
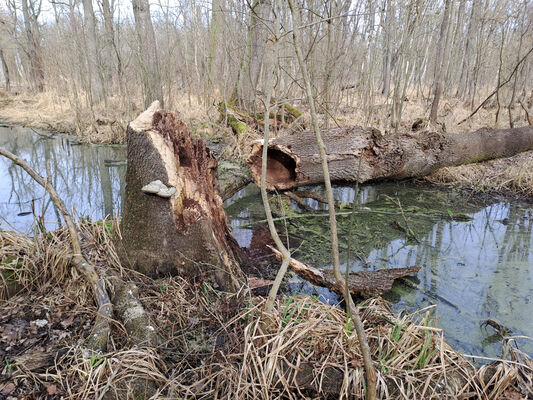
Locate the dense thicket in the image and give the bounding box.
[0,0,532,128]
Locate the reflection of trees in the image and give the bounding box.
[225,183,533,356]
[0,127,126,232]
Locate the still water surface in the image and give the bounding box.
[1,125,532,360]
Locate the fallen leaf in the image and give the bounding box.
[0,382,15,395]
[46,384,59,395]
[248,277,275,289]
[60,315,74,329]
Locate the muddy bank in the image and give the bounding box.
[0,92,131,144]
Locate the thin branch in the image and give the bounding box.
[0,147,113,351]
[458,45,533,125]
[287,1,377,398]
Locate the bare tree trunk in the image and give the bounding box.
[207,0,223,88]
[119,102,243,292]
[247,126,533,190]
[82,0,104,105]
[132,0,164,108]
[21,0,44,92]
[236,0,270,108]
[457,0,479,98]
[429,0,452,123]
[381,0,393,98]
[445,0,465,89]
[0,48,10,91]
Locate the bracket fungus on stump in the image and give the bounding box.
[119,101,243,292]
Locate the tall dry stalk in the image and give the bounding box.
[287,1,377,398]
[260,0,290,315]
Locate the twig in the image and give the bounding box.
[458,45,533,125]
[0,147,113,351]
[519,100,532,125]
[385,195,420,243]
[260,0,290,315]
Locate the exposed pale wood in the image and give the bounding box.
[119,102,243,291]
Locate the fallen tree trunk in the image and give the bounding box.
[119,102,243,292]
[269,246,420,297]
[247,126,533,190]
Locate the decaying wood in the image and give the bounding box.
[119,101,243,292]
[114,283,158,345]
[269,246,420,297]
[248,126,533,190]
[0,147,112,352]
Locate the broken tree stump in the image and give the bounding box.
[269,246,420,297]
[119,102,243,291]
[247,126,533,190]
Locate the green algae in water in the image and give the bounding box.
[227,183,533,360]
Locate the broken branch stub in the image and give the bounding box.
[119,102,243,291]
[247,126,533,190]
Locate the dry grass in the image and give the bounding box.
[425,150,533,199]
[0,90,226,145]
[1,220,532,399]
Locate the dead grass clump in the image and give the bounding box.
[0,228,70,298]
[1,221,532,399]
[426,150,533,198]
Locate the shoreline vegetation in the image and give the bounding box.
[1,221,532,399]
[1,89,532,200]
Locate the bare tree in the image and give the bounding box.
[82,0,105,105]
[132,0,163,108]
[20,0,44,91]
[429,0,452,124]
[0,48,10,91]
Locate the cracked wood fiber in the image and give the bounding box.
[247,126,533,190]
[119,102,242,291]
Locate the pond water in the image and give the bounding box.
[1,125,532,360]
[0,125,126,233]
[226,178,533,360]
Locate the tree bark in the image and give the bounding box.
[119,102,243,292]
[82,0,104,104]
[132,0,163,108]
[0,48,10,91]
[235,0,270,108]
[429,0,452,123]
[247,126,533,190]
[269,246,420,298]
[21,0,44,92]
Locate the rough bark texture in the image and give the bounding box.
[0,48,10,91]
[119,102,243,292]
[82,0,104,104]
[270,246,420,297]
[132,0,163,108]
[248,126,533,190]
[21,0,44,92]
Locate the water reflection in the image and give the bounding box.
[0,125,126,233]
[226,183,533,359]
[1,125,532,360]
